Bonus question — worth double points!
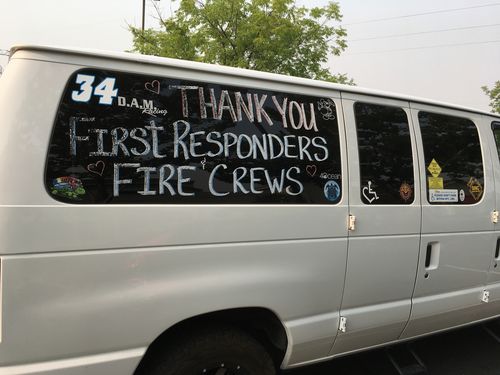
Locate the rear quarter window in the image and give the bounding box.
[46,69,343,204]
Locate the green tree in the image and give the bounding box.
[130,0,353,84]
[482,81,500,114]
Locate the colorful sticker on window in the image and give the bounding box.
[428,177,443,189]
[429,189,458,203]
[467,177,483,201]
[399,182,413,202]
[427,159,442,178]
[51,177,86,200]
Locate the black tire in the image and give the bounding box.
[147,325,277,375]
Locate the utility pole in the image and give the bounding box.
[142,0,146,31]
[142,0,161,31]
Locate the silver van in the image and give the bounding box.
[0,45,499,375]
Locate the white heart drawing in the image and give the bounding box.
[145,80,161,94]
[87,160,105,176]
[306,165,317,177]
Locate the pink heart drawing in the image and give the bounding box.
[306,165,317,177]
[87,161,105,176]
[145,80,160,94]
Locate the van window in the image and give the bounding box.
[492,122,500,161]
[419,112,484,204]
[46,69,343,204]
[354,102,414,205]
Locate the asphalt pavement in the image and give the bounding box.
[283,318,500,375]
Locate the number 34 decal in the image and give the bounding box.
[71,74,118,105]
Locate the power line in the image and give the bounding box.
[345,3,500,26]
[349,23,500,42]
[346,40,500,55]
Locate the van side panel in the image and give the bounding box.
[0,349,144,375]
[0,56,349,371]
[0,240,347,367]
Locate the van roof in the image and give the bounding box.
[10,44,500,119]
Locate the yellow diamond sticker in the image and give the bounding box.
[427,159,442,177]
[467,177,483,201]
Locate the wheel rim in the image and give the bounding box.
[200,361,249,375]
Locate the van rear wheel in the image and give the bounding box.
[147,326,276,375]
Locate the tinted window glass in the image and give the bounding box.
[46,69,342,204]
[492,122,500,161]
[419,112,484,204]
[355,102,414,205]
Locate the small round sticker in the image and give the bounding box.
[324,180,340,202]
[459,189,465,202]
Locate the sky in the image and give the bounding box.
[0,0,498,112]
